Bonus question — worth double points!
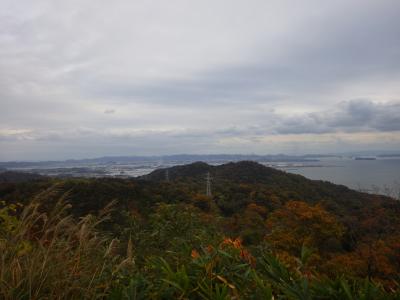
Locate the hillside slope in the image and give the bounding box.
[1,161,399,291]
[146,161,396,211]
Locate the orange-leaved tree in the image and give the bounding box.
[265,201,344,262]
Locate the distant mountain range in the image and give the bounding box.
[0,154,330,169]
[1,152,399,170]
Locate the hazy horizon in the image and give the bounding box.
[2,150,400,163]
[1,0,400,160]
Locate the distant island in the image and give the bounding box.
[354,156,377,160]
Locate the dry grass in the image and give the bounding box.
[0,185,120,299]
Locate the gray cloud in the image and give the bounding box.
[0,0,400,160]
[274,100,400,134]
[104,109,115,114]
[2,99,398,140]
[76,1,400,108]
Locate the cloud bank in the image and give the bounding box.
[0,0,399,160]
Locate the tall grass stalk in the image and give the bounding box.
[0,187,120,299]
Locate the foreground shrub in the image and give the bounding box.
[1,197,399,299]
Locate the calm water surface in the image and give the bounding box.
[281,158,400,193]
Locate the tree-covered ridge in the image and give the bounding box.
[0,161,399,298]
[0,171,46,183]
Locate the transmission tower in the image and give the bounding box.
[206,172,212,197]
[165,169,170,182]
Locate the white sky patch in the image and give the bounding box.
[0,128,32,136]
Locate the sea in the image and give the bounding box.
[274,158,400,197]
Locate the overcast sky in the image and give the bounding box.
[1,0,400,160]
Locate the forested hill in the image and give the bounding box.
[0,170,46,183]
[144,161,397,215]
[1,161,397,220]
[145,161,286,183]
[1,161,400,297]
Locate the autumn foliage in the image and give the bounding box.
[266,201,344,254]
[1,161,400,298]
